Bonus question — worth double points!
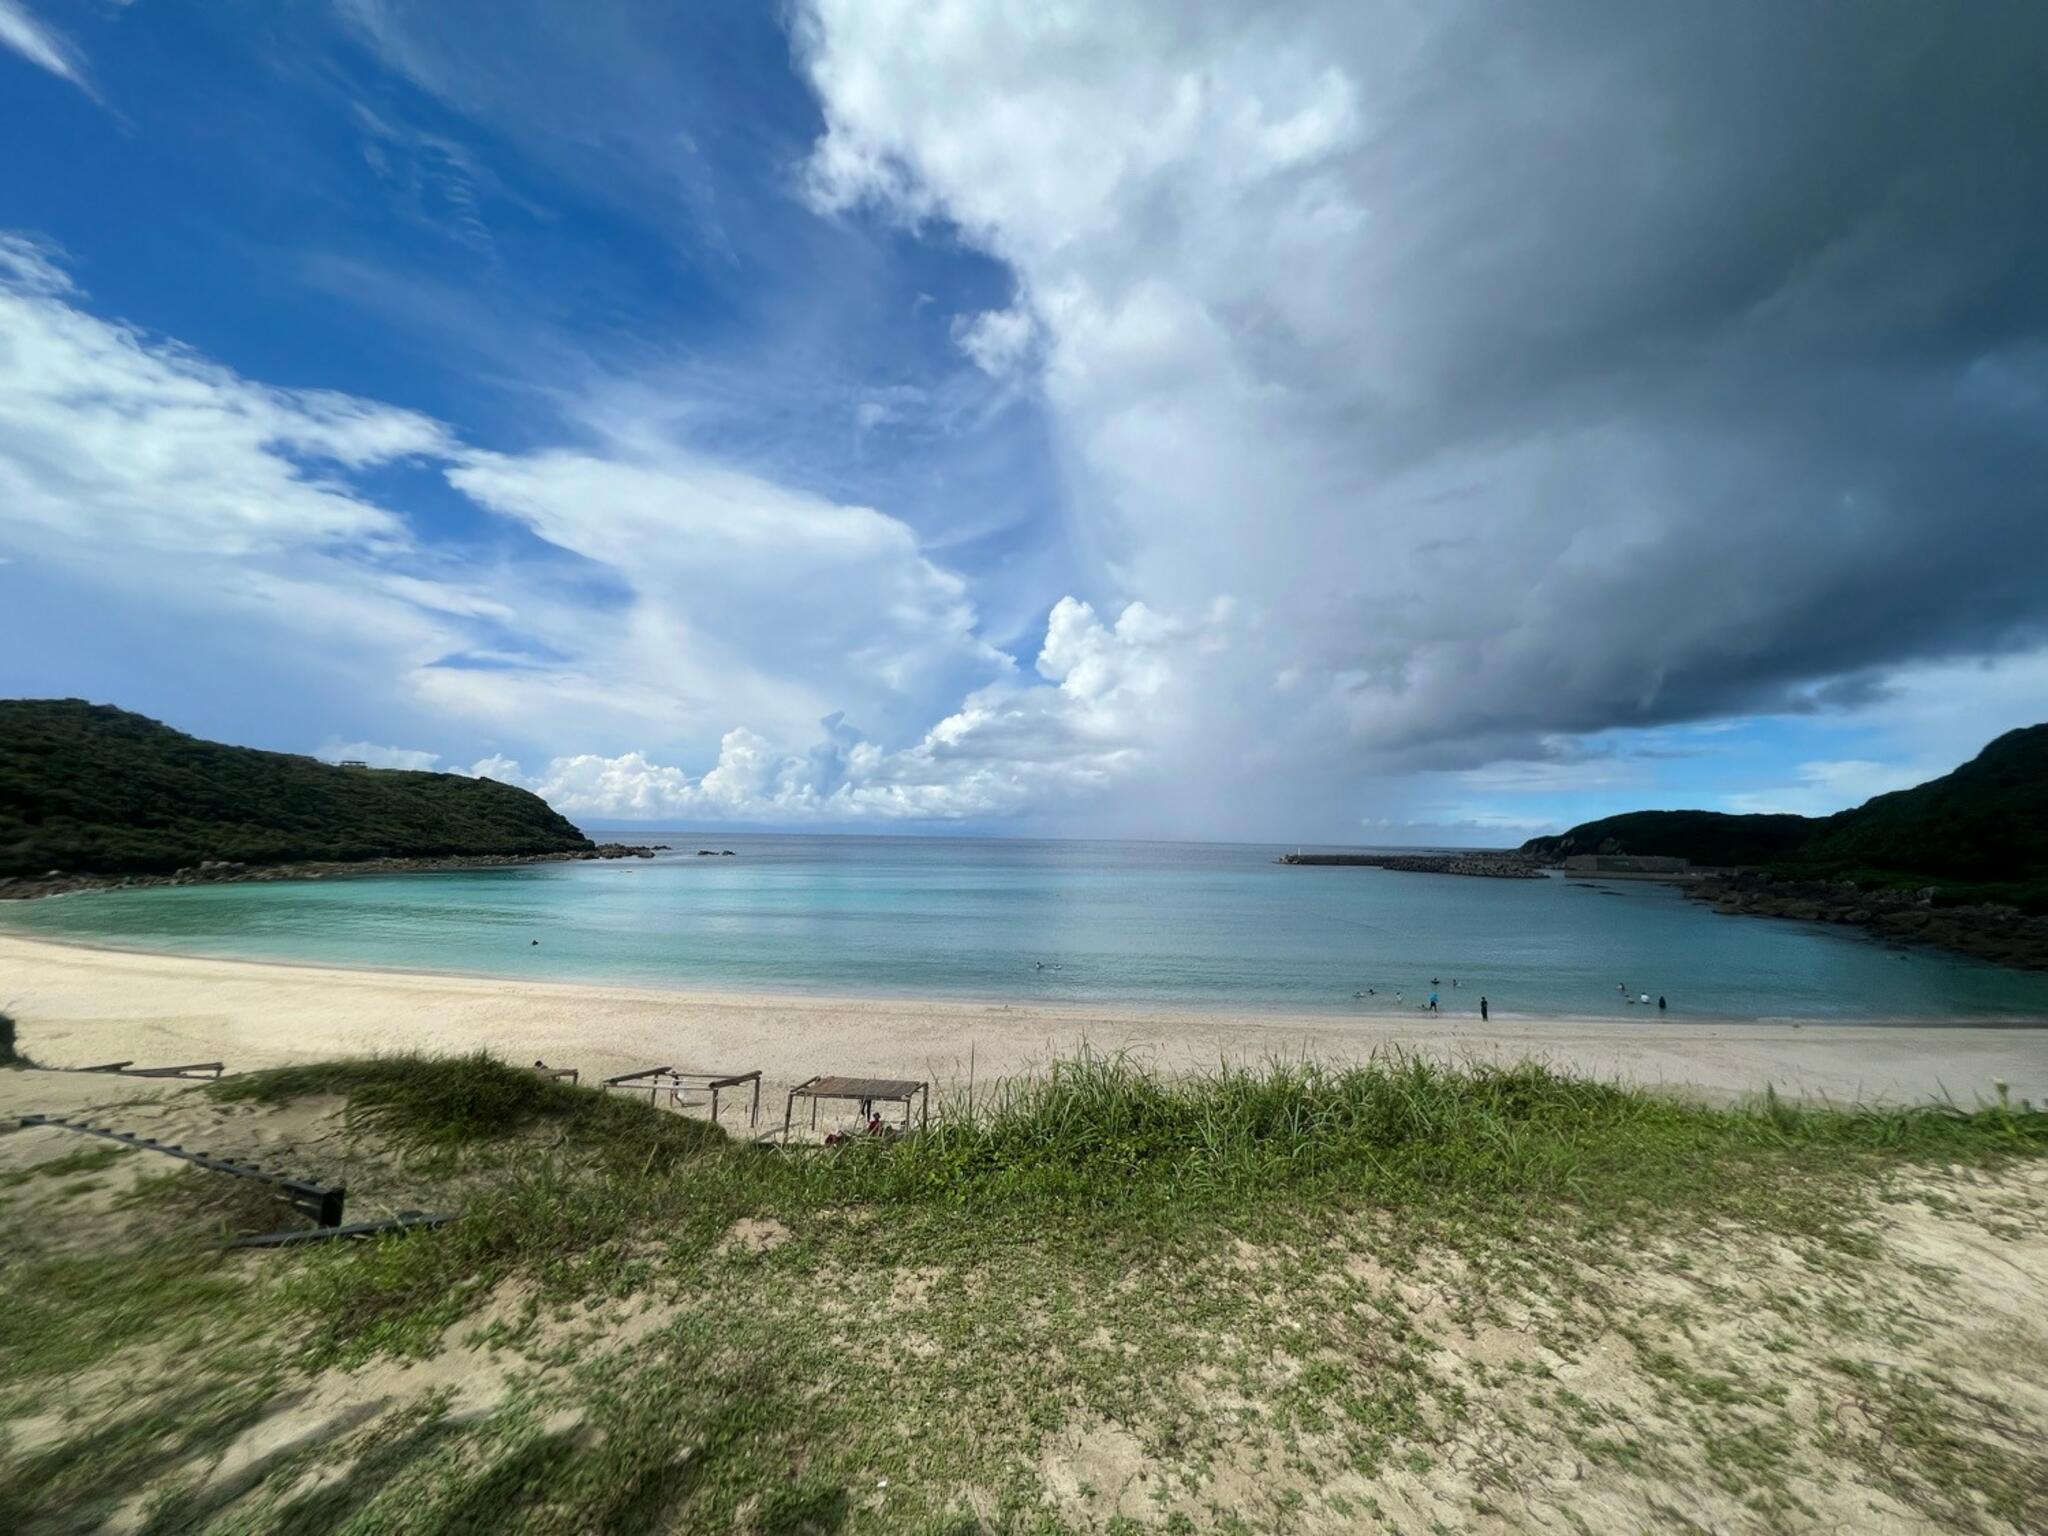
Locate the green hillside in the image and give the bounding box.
[1522,724,2048,908]
[1520,809,1812,869]
[1802,724,2048,885]
[0,700,592,877]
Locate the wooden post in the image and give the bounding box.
[316,1185,348,1228]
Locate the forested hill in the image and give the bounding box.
[0,700,592,877]
[1521,724,2048,906]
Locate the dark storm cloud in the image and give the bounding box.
[796,0,2048,775]
[1349,3,2048,755]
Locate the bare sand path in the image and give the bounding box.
[3,934,2043,1110]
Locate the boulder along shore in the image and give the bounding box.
[1690,872,2048,972]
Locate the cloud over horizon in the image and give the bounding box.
[0,236,1212,827]
[4,2,2046,838]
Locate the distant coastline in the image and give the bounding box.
[0,843,667,903]
[1685,871,2048,973]
[1278,848,2048,973]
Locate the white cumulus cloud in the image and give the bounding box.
[466,594,1217,822]
[951,306,1035,377]
[795,0,2048,795]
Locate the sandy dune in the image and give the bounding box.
[5,934,2042,1111]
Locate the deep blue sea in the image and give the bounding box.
[5,833,2047,1022]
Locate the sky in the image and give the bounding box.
[2,1,2045,843]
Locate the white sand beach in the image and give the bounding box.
[4,934,2042,1109]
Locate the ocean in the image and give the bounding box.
[4,833,2046,1022]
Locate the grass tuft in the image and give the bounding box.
[785,1050,2047,1218]
[6,1048,2047,1533]
[209,1052,728,1169]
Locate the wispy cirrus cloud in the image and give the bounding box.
[0,0,93,96]
[0,234,1212,825]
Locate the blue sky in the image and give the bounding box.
[3,1,2045,841]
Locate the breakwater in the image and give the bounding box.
[1276,853,1544,879]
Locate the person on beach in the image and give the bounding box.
[1428,990,1439,1013]
[1480,995,1489,1021]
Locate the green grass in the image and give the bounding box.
[0,1140,132,1189]
[211,1052,727,1166]
[774,1052,2043,1216]
[4,1051,2044,1534]
[1821,1357,2048,1529]
[193,1052,2046,1366]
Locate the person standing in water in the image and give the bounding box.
[1480,995,1489,1021]
[1658,995,1667,1011]
[1428,990,1439,1013]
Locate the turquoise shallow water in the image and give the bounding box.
[4,834,2047,1022]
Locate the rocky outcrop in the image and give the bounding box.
[0,844,671,902]
[1690,873,2048,971]
[1277,853,1545,878]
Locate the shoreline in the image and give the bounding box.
[6,927,2048,1029]
[4,933,2043,1108]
